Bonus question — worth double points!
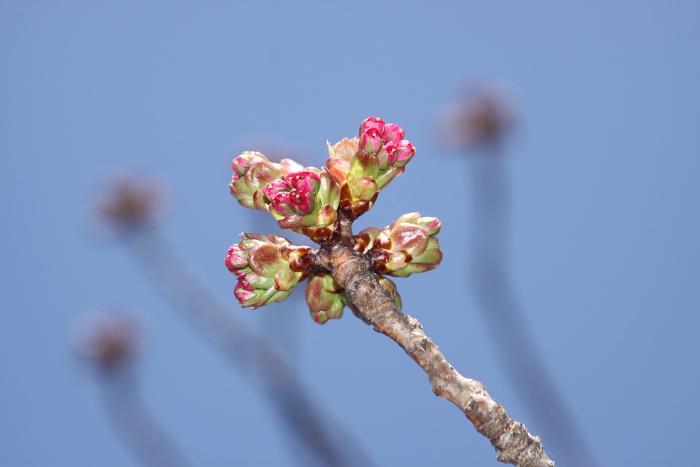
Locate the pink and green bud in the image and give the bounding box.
[265,170,320,218]
[359,116,385,135]
[393,212,441,236]
[225,245,249,272]
[376,143,398,169]
[233,274,261,307]
[263,180,295,216]
[393,140,416,167]
[230,152,288,210]
[305,272,349,325]
[286,170,320,192]
[391,237,443,277]
[370,212,443,277]
[415,216,441,236]
[359,117,385,156]
[285,171,321,215]
[381,123,405,146]
[226,233,306,308]
[263,168,340,238]
[360,130,383,156]
[234,271,294,308]
[324,119,416,220]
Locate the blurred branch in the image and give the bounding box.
[96,175,376,467]
[313,237,554,467]
[442,88,599,467]
[75,311,192,467]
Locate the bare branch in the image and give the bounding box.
[74,311,193,467]
[322,243,555,467]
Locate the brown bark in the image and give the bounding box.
[314,243,554,467]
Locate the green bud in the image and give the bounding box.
[305,272,348,324]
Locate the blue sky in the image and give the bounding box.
[2,2,699,466]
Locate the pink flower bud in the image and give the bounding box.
[393,140,415,167]
[377,142,399,169]
[264,171,322,217]
[359,116,385,135]
[360,130,382,156]
[225,245,248,272]
[289,188,315,215]
[229,152,285,210]
[284,170,320,192]
[233,274,257,304]
[381,123,405,146]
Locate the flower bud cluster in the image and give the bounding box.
[355,212,443,277]
[226,119,439,326]
[262,168,340,238]
[225,233,312,309]
[326,117,416,219]
[230,151,341,243]
[229,152,304,210]
[359,117,415,171]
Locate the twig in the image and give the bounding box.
[467,151,599,467]
[311,232,555,467]
[441,88,598,465]
[75,310,192,467]
[100,366,193,467]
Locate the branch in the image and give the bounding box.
[100,365,193,467]
[315,244,554,467]
[468,152,598,466]
[75,310,192,467]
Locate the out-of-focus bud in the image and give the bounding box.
[369,212,443,277]
[440,88,515,148]
[97,174,165,236]
[305,272,348,324]
[230,152,287,210]
[225,233,311,308]
[73,311,140,373]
